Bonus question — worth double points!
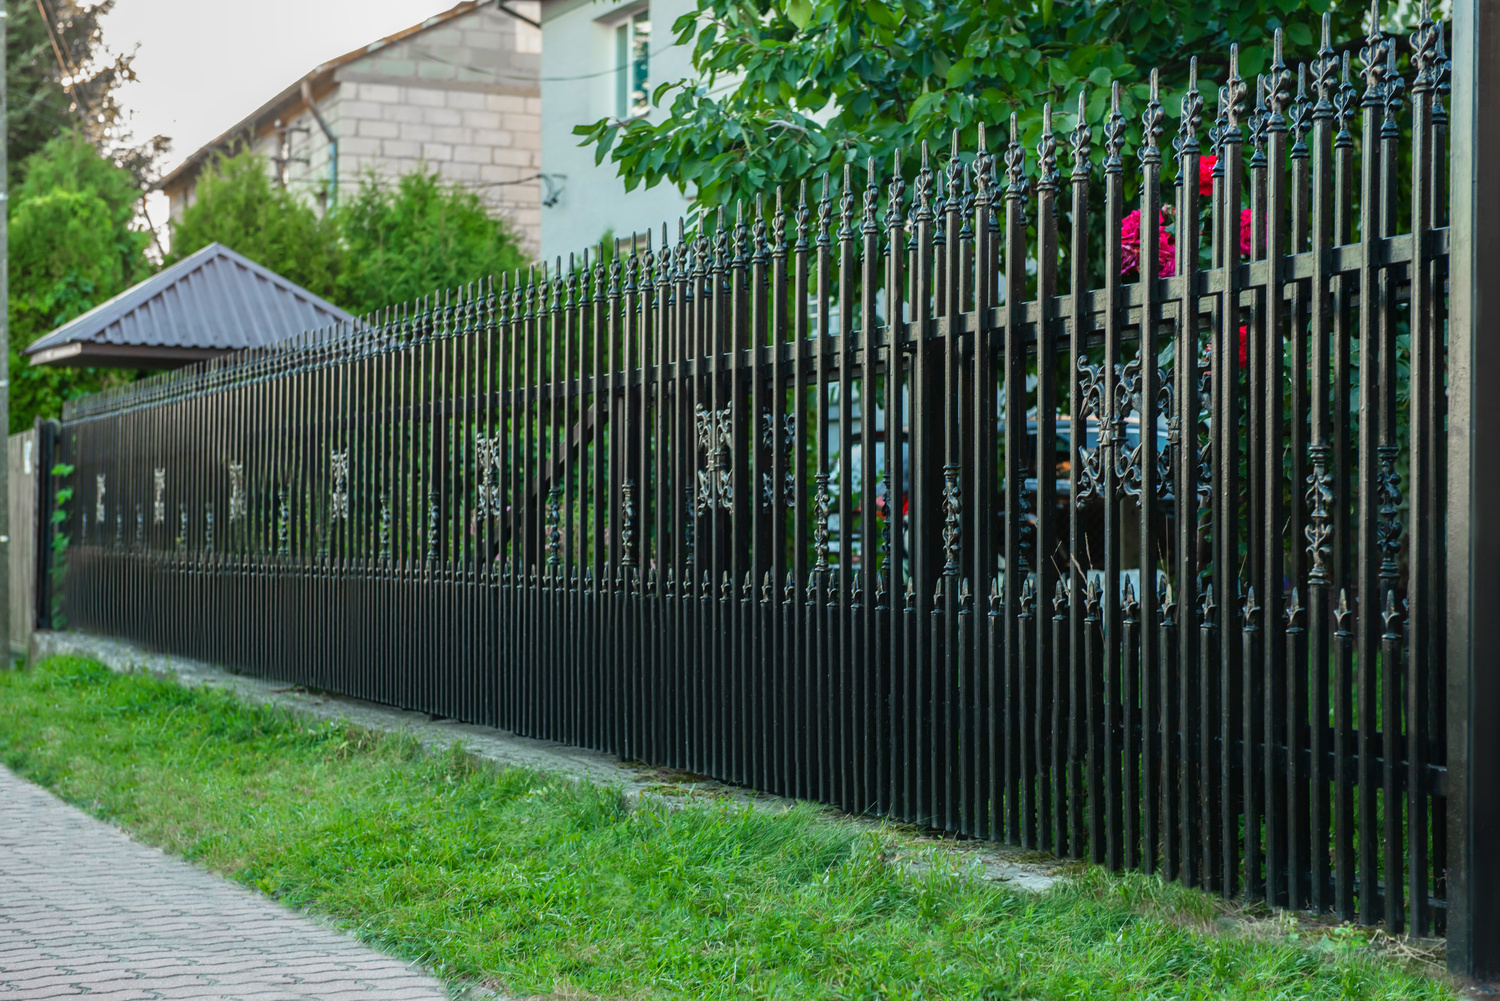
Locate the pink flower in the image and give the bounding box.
[1121,209,1176,278]
[1239,325,1248,369]
[1240,208,1253,257]
[1198,155,1216,197]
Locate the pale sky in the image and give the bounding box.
[98,0,457,239]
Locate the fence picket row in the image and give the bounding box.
[57,7,1450,935]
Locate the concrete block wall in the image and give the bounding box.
[329,79,541,252]
[329,3,542,254]
[168,4,542,259]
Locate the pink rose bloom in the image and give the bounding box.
[1198,155,1216,197]
[1121,209,1176,278]
[1240,208,1253,257]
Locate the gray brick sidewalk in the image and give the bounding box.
[0,765,457,1000]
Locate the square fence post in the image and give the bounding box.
[1448,0,1500,979]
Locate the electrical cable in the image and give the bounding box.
[33,0,91,117]
[408,38,684,85]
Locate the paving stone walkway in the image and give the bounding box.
[0,765,455,1001]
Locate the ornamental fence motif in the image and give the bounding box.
[54,7,1455,943]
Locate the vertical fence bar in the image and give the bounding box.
[1448,0,1500,976]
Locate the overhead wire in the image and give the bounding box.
[33,0,91,118]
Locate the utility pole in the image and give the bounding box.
[1,0,11,664]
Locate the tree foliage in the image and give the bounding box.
[575,0,1379,217]
[168,156,528,316]
[338,168,528,316]
[166,151,343,303]
[7,132,152,432]
[4,0,163,189]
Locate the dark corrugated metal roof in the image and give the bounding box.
[25,242,354,367]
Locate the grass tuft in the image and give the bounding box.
[0,656,1459,1000]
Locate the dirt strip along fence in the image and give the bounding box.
[53,8,1462,947]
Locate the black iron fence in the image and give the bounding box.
[56,9,1455,943]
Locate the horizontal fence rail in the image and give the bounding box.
[58,8,1450,934]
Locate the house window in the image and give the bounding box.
[615,8,650,120]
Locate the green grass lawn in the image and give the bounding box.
[0,656,1457,1000]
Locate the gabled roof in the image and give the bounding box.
[157,1,486,194]
[25,242,355,369]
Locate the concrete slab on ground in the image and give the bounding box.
[0,764,462,1001]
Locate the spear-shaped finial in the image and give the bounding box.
[1219,44,1247,145]
[795,178,810,250]
[1176,57,1203,157]
[1360,0,1388,104]
[1037,103,1059,191]
[1070,89,1092,179]
[1005,111,1027,195]
[885,148,906,231]
[817,172,833,246]
[839,162,856,239]
[1140,68,1164,165]
[914,141,934,222]
[1104,81,1126,170]
[1268,28,1292,125]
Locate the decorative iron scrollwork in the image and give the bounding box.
[1305,444,1334,585]
[1174,60,1203,159]
[621,479,637,567]
[814,473,831,572]
[1139,71,1165,167]
[1036,106,1059,194]
[475,434,502,519]
[378,497,392,560]
[1104,85,1128,172]
[228,462,247,522]
[153,468,166,525]
[1077,355,1107,499]
[1114,357,1143,497]
[695,403,734,510]
[426,489,439,561]
[942,464,961,576]
[546,486,562,567]
[1070,91,1092,180]
[330,448,350,522]
[1376,445,1403,581]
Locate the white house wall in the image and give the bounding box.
[539,0,694,264]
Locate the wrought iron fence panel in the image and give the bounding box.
[57,7,1453,936]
